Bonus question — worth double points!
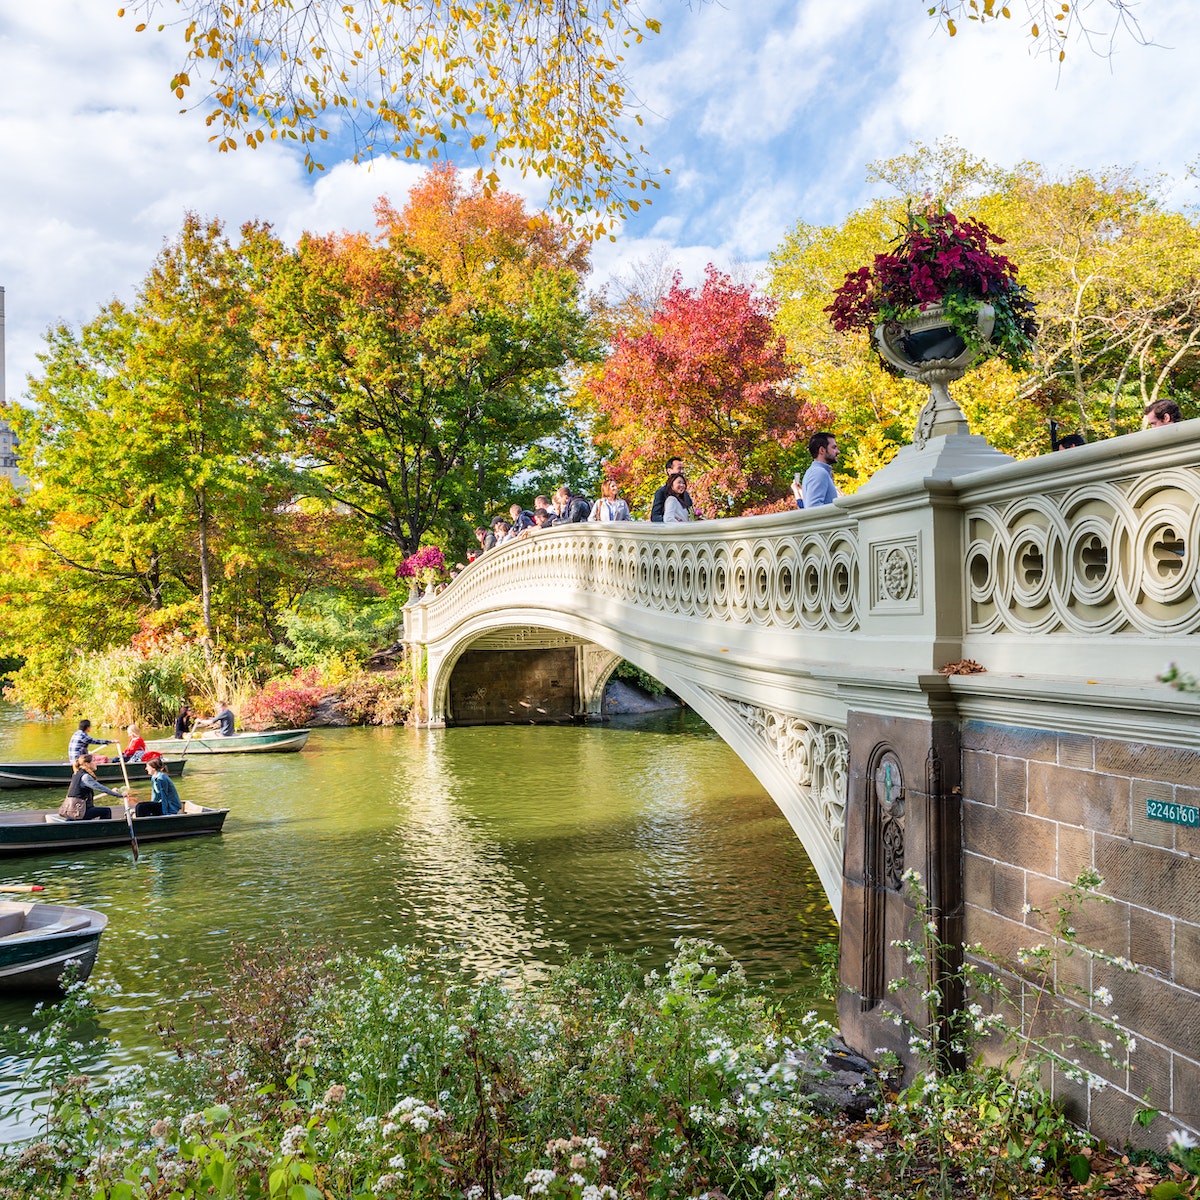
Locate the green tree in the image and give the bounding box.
[0,214,364,709]
[260,167,598,555]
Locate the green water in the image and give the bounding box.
[0,704,837,1133]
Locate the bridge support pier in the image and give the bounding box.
[839,693,964,1078]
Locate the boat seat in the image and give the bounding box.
[0,913,25,937]
[5,917,92,939]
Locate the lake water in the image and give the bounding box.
[0,703,837,1135]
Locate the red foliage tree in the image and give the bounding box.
[588,267,831,517]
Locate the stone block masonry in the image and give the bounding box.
[960,721,1200,1147]
[448,648,578,725]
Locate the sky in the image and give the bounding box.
[1,0,1197,400]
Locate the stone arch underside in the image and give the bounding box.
[427,611,848,918]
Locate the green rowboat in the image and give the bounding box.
[0,802,228,856]
[0,758,187,791]
[144,729,310,755]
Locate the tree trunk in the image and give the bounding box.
[196,487,215,649]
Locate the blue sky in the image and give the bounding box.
[1,0,1197,396]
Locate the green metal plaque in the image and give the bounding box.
[1145,798,1200,828]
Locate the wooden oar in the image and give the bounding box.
[0,884,44,893]
[115,746,140,864]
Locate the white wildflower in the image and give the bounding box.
[280,1125,307,1156]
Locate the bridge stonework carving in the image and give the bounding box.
[405,423,1200,1148]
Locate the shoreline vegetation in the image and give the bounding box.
[3,938,1193,1199]
[0,639,678,732]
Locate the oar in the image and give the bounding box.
[115,744,140,864]
[0,884,44,893]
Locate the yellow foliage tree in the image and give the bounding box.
[119,0,664,235]
[924,0,1150,64]
[768,142,1200,489]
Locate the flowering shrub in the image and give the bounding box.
[241,668,327,729]
[1,937,1191,1199]
[336,669,413,725]
[826,203,1038,372]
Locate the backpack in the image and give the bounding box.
[565,495,592,523]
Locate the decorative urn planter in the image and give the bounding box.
[875,302,995,379]
[875,303,996,448]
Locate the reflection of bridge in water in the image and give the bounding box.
[405,420,1200,1147]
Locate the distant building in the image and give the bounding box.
[0,285,28,489]
[0,417,23,488]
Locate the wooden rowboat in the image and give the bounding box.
[0,802,228,856]
[0,901,107,992]
[144,729,310,755]
[0,758,187,791]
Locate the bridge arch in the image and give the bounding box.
[420,598,850,915]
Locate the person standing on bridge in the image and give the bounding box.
[801,432,840,509]
[1144,399,1183,427]
[650,456,693,522]
[662,473,694,523]
[590,478,632,522]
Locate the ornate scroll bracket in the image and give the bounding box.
[719,698,849,845]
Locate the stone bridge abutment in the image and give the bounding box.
[406,421,1200,1146]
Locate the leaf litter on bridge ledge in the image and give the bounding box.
[938,659,987,675]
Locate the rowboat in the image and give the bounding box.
[0,757,187,791]
[144,729,310,755]
[0,901,107,992]
[0,802,228,856]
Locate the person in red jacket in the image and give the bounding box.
[122,723,147,762]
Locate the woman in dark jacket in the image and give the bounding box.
[59,753,130,821]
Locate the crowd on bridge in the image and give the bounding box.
[459,397,1187,567]
[467,432,850,562]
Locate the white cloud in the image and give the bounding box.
[3,0,1200,400]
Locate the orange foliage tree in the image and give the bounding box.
[259,167,597,554]
[585,267,832,517]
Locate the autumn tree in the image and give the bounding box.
[260,167,598,555]
[925,0,1150,64]
[120,0,665,233]
[585,266,831,517]
[0,214,371,700]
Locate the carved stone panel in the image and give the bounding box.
[871,749,906,890]
[869,535,922,612]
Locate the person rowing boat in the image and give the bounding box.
[58,753,134,822]
[192,700,235,738]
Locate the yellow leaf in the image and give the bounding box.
[1031,21,1039,35]
[135,21,146,31]
[947,17,957,34]
[645,17,661,33]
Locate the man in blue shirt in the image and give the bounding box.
[196,700,236,737]
[801,432,839,508]
[67,719,113,764]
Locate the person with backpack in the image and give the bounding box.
[554,485,592,524]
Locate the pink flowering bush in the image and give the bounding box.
[394,546,447,580]
[826,202,1037,372]
[242,668,326,729]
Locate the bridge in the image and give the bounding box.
[405,418,1200,1146]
